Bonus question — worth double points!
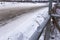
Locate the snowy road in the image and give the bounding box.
[0,3,49,40]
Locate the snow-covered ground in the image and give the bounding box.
[0,3,49,40]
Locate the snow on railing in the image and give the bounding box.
[0,3,49,40]
[0,7,50,40]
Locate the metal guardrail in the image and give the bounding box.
[0,7,49,40]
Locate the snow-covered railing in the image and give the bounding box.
[0,3,49,40]
[0,7,50,40]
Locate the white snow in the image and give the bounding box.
[0,3,49,40]
[0,2,48,22]
[0,2,48,9]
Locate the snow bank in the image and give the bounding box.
[0,7,49,40]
